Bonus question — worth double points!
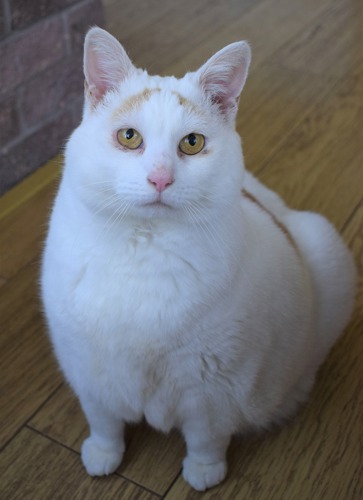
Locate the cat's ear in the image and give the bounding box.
[196,41,251,118]
[84,27,135,107]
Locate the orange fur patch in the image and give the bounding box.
[114,88,201,118]
[114,87,161,117]
[172,91,200,114]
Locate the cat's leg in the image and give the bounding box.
[182,419,231,491]
[80,395,125,476]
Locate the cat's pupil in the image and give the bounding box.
[188,134,197,146]
[125,129,134,140]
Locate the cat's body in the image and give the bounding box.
[41,28,356,491]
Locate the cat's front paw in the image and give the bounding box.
[182,456,227,491]
[81,437,124,476]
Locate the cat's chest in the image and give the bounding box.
[67,223,211,335]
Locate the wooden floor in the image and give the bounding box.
[1,0,362,498]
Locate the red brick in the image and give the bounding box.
[0,106,79,194]
[0,17,66,96]
[0,94,20,148]
[10,0,78,31]
[65,0,104,54]
[0,1,7,39]
[19,57,84,128]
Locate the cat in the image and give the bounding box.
[41,27,356,491]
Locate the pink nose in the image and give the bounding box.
[147,169,174,193]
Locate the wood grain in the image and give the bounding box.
[258,76,363,230]
[0,427,159,499]
[105,0,259,74]
[163,0,338,77]
[0,155,61,221]
[0,263,62,449]
[0,156,61,279]
[0,179,59,280]
[237,64,332,173]
[274,0,363,78]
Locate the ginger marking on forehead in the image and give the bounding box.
[114,88,201,117]
[171,91,200,114]
[115,87,161,116]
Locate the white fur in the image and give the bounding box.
[41,28,356,491]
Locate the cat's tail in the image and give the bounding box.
[286,210,356,365]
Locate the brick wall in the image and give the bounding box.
[0,0,104,195]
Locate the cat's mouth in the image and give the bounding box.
[143,193,174,209]
[144,200,172,209]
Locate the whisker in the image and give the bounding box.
[198,192,219,204]
[183,205,227,297]
[187,199,245,276]
[190,203,229,264]
[103,199,134,236]
[92,193,122,217]
[83,180,115,188]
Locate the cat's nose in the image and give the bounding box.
[147,168,174,193]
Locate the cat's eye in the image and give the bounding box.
[179,133,205,155]
[117,128,143,150]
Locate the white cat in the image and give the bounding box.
[41,27,356,491]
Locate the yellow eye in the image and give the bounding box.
[179,133,205,155]
[117,128,143,149]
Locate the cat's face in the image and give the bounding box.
[66,28,251,224]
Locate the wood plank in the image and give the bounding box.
[164,0,338,77]
[0,427,159,499]
[257,75,363,230]
[343,198,363,329]
[164,205,363,499]
[29,384,184,496]
[0,155,61,221]
[0,154,61,280]
[107,0,260,74]
[0,264,62,449]
[237,64,333,173]
[104,0,182,41]
[274,0,363,78]
[0,177,59,279]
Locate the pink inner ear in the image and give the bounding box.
[205,76,239,112]
[86,82,106,106]
[198,41,251,116]
[83,28,136,107]
[85,43,111,102]
[205,65,247,112]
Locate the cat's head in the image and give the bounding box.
[65,27,251,224]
